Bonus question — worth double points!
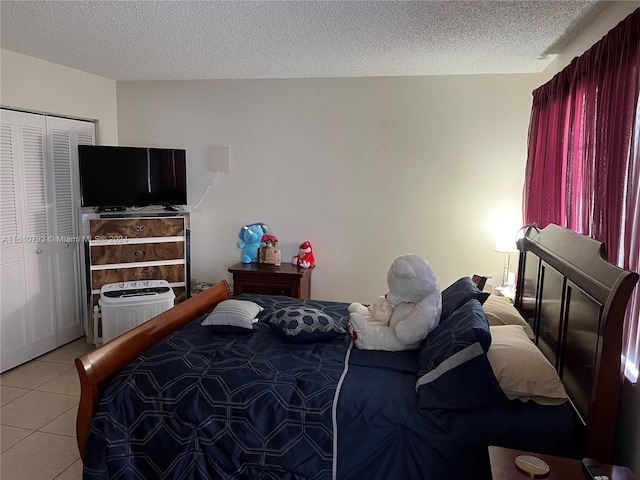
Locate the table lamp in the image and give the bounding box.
[495,236,518,288]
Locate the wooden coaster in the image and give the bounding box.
[515,455,550,477]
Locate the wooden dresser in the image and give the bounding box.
[81,210,190,344]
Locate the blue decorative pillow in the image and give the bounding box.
[440,277,490,320]
[416,299,505,410]
[267,306,346,343]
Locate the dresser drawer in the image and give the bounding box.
[91,264,185,289]
[236,282,295,297]
[91,242,185,265]
[90,217,184,239]
[173,287,187,304]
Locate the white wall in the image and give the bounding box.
[0,49,118,144]
[537,2,640,473]
[116,74,539,302]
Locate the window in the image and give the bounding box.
[523,9,639,382]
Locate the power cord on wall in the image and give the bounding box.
[192,171,220,212]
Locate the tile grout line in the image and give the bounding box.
[1,338,91,480]
[38,403,81,438]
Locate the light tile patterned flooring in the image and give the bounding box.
[1,338,95,480]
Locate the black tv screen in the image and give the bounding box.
[78,145,187,209]
[148,148,188,206]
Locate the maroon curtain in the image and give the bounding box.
[523,8,640,377]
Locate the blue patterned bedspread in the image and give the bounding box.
[83,295,578,480]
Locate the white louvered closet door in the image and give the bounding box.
[46,116,95,345]
[0,110,57,372]
[0,113,28,371]
[0,110,96,372]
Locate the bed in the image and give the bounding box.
[75,224,638,479]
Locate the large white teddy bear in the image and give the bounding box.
[347,254,442,351]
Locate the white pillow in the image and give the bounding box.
[488,325,567,405]
[483,295,535,340]
[201,299,263,329]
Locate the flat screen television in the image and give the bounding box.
[78,145,187,211]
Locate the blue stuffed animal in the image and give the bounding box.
[238,223,269,263]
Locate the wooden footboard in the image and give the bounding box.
[74,280,232,460]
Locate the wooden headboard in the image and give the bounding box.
[514,224,638,463]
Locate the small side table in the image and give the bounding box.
[489,446,635,480]
[228,262,313,299]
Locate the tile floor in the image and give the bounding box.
[1,338,95,480]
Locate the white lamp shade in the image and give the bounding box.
[495,237,518,254]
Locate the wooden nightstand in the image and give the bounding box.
[489,446,635,480]
[228,262,313,299]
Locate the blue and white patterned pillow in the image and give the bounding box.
[440,276,491,320]
[268,306,346,343]
[416,299,505,410]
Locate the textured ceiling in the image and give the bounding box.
[0,0,609,81]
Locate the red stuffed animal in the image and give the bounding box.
[293,241,315,268]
